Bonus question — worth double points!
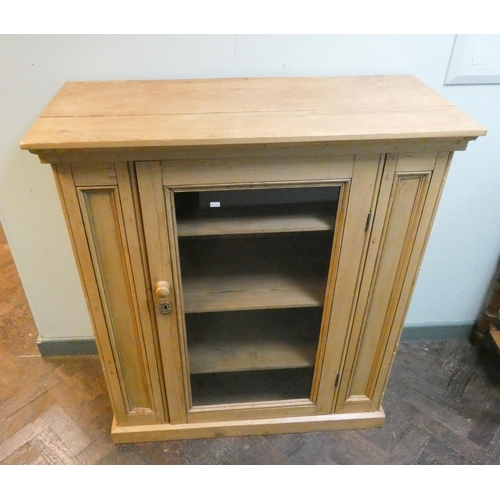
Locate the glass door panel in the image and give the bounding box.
[173,186,340,407]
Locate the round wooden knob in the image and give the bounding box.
[155,281,170,298]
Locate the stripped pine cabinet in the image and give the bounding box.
[20,76,485,442]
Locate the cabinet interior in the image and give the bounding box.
[174,186,339,407]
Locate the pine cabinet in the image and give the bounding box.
[20,76,485,442]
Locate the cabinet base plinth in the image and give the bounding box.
[110,408,386,443]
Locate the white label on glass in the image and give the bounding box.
[210,201,221,208]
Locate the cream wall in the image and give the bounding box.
[1,34,499,342]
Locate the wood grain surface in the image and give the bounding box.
[20,76,486,150]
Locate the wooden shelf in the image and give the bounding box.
[183,273,326,313]
[176,203,336,237]
[179,232,332,313]
[186,309,321,374]
[189,338,316,374]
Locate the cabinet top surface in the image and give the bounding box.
[20,75,486,150]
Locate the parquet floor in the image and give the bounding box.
[1,222,500,465]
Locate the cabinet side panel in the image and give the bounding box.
[53,165,129,423]
[337,152,450,413]
[369,153,452,409]
[351,174,430,399]
[76,186,160,422]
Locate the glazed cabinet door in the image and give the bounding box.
[137,151,384,424]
